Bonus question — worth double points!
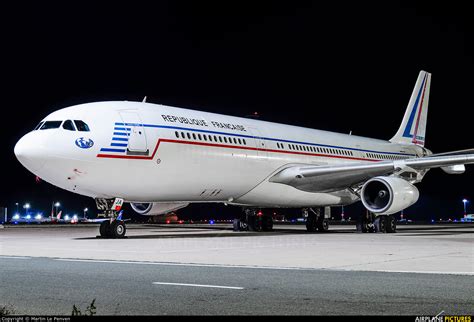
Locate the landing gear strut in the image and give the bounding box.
[304,208,329,232]
[359,211,396,233]
[95,198,126,238]
[233,208,273,232]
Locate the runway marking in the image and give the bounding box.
[53,258,474,275]
[0,256,31,259]
[152,282,243,290]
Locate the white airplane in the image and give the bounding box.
[14,71,474,238]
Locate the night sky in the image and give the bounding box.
[1,2,472,221]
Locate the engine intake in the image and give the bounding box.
[361,176,419,215]
[130,202,188,216]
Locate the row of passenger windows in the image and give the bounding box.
[367,153,405,160]
[174,130,406,160]
[276,142,354,156]
[34,120,90,132]
[175,131,247,146]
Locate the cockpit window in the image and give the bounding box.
[40,121,62,130]
[34,121,44,130]
[74,120,90,132]
[62,120,76,131]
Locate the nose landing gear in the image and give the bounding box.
[95,198,127,238]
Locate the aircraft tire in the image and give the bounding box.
[386,215,397,233]
[317,218,329,232]
[99,221,111,238]
[110,220,126,238]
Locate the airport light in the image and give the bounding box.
[23,203,30,216]
[462,199,469,217]
[35,214,42,220]
[26,214,31,220]
[64,215,70,221]
[13,214,20,220]
[83,208,88,219]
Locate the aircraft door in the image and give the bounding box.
[119,111,149,155]
[248,126,267,159]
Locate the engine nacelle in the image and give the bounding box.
[361,176,419,215]
[130,202,189,216]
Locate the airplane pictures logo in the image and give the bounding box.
[75,137,94,149]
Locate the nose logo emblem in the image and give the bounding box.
[75,137,94,149]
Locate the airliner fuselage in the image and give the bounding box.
[15,101,424,208]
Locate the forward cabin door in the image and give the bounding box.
[119,111,149,155]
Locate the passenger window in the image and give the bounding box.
[62,120,76,131]
[223,137,227,143]
[181,132,185,139]
[40,121,62,130]
[175,131,179,138]
[187,133,191,139]
[192,133,197,140]
[243,139,246,145]
[238,138,242,145]
[74,120,90,132]
[203,134,207,141]
[219,136,223,143]
[198,134,202,140]
[214,135,218,142]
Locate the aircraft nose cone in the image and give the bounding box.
[14,132,47,172]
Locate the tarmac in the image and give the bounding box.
[0,223,473,315]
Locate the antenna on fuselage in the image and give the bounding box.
[142,96,147,103]
[349,131,352,135]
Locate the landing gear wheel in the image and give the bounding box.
[386,215,396,233]
[99,221,111,238]
[377,216,387,233]
[317,218,329,232]
[306,215,318,232]
[110,221,126,238]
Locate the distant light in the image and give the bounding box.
[13,214,20,220]
[431,219,435,223]
[178,220,184,224]
[84,208,88,212]
[462,199,468,203]
[24,203,30,209]
[26,215,31,220]
[64,215,70,221]
[73,215,78,220]
[35,214,42,220]
[209,220,215,225]
[166,220,170,224]
[55,202,60,207]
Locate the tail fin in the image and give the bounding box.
[390,70,431,146]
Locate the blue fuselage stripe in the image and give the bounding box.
[114,123,413,156]
[100,148,126,152]
[112,137,129,142]
[111,143,128,147]
[113,132,129,136]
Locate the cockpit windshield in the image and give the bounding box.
[62,120,76,131]
[34,121,44,130]
[74,120,90,132]
[40,121,62,130]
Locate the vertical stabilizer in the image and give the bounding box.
[390,70,431,146]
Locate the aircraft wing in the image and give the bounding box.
[269,152,474,193]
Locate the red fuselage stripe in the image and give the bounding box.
[97,139,380,162]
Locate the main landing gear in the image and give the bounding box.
[303,208,329,232]
[96,198,127,238]
[359,211,396,233]
[233,208,273,232]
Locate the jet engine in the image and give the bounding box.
[130,202,189,216]
[361,176,419,215]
